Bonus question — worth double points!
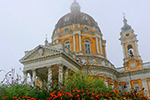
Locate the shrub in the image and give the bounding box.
[63,72,112,94]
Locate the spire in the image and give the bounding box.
[121,13,132,32]
[123,13,127,25]
[45,34,49,46]
[70,0,81,13]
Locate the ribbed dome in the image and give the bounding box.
[52,0,101,37]
[55,12,99,30]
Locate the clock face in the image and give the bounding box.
[130,62,136,68]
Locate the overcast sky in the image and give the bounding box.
[0,0,150,81]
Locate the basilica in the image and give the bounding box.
[20,0,150,96]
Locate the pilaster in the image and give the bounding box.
[73,33,76,52]
[79,34,82,52]
[99,38,103,55]
[96,37,99,54]
[32,69,36,87]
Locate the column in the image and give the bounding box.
[48,66,52,89]
[111,80,114,89]
[142,79,149,96]
[122,43,126,58]
[73,33,76,52]
[23,71,27,84]
[40,79,43,89]
[65,68,69,80]
[58,65,63,87]
[57,38,59,44]
[79,34,82,52]
[99,38,103,55]
[127,81,132,92]
[32,69,36,87]
[104,77,108,87]
[135,41,139,56]
[96,37,99,54]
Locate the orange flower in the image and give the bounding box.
[90,97,93,99]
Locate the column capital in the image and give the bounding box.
[32,69,36,71]
[57,64,64,67]
[23,70,27,73]
[47,66,52,68]
[73,33,76,35]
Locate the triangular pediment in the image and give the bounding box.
[20,45,61,63]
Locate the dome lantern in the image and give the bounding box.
[121,13,132,32]
[70,0,81,13]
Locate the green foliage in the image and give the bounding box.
[0,84,51,100]
[63,72,112,94]
[0,84,31,100]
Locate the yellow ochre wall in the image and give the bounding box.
[52,25,106,57]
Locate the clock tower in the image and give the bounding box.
[119,15,143,72]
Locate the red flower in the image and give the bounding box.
[106,93,109,95]
[90,97,93,99]
[75,89,78,91]
[96,94,99,99]
[81,90,84,93]
[13,96,16,99]
[76,94,80,97]
[86,88,88,90]
[3,96,7,98]
[92,93,95,96]
[72,90,75,92]
[146,96,148,99]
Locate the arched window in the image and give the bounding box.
[84,40,91,54]
[84,27,89,31]
[127,45,134,57]
[65,28,69,32]
[65,41,71,50]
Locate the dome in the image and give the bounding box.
[55,12,99,29]
[52,0,101,36]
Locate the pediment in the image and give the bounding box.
[26,49,53,60]
[20,45,61,63]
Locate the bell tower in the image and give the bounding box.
[119,15,143,72]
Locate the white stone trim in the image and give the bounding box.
[32,69,36,87]
[79,34,82,52]
[99,38,103,55]
[58,65,63,86]
[96,37,99,54]
[73,33,76,52]
[122,43,126,58]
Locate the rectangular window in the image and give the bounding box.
[134,83,141,91]
[120,86,125,93]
